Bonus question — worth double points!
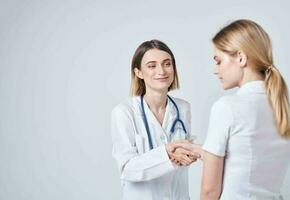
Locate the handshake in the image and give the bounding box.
[165,140,203,166]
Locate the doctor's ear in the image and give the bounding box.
[134,67,144,79]
[237,50,247,68]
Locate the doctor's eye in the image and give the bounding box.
[164,62,172,67]
[148,64,156,68]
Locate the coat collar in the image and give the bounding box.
[133,96,176,117]
[132,96,177,131]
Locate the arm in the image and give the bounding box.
[200,151,224,200]
[201,97,233,199]
[111,105,177,182]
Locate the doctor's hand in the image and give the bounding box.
[170,147,199,166]
[165,141,200,166]
[171,141,204,161]
[165,142,191,166]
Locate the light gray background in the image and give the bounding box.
[1,0,290,199]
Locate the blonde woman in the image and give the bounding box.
[111,40,202,200]
[201,20,290,199]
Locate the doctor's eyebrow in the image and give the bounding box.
[145,58,171,65]
[146,61,157,65]
[162,58,172,63]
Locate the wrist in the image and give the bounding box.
[165,143,175,157]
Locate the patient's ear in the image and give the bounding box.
[237,50,247,68]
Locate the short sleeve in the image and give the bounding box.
[202,97,233,157]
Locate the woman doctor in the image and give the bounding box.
[200,19,290,199]
[111,39,201,200]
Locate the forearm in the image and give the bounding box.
[201,187,221,200]
[200,151,224,200]
[120,145,177,182]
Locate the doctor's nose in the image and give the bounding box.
[157,65,166,74]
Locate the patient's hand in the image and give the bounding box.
[172,141,204,160]
[170,147,199,166]
[166,141,203,166]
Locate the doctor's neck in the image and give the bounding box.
[144,89,168,112]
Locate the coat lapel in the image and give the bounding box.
[133,96,178,146]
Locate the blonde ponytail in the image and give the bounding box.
[265,65,290,137]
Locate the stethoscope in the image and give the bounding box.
[140,95,187,150]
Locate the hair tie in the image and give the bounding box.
[265,65,273,75]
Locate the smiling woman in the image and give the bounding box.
[111,39,202,200]
[133,48,175,98]
[130,40,179,96]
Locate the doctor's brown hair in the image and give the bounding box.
[130,40,179,96]
[213,19,290,138]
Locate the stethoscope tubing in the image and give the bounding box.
[140,95,187,150]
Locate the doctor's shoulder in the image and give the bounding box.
[111,97,137,118]
[169,96,191,112]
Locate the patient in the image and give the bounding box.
[171,19,290,200]
[201,19,290,199]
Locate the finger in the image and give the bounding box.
[176,160,182,166]
[185,158,197,166]
[171,156,183,164]
[174,148,193,156]
[181,159,191,166]
[179,155,193,164]
[189,153,202,161]
[173,156,183,163]
[174,161,180,165]
[180,149,197,157]
[188,155,199,161]
[192,153,201,158]
[172,158,178,163]
[172,155,186,165]
[173,151,192,161]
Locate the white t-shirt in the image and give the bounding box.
[203,80,290,200]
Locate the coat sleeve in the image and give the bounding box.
[111,105,177,182]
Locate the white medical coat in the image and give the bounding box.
[111,96,192,200]
[203,81,290,200]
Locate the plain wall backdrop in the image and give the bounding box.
[1,0,290,199]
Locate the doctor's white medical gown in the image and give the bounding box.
[111,96,193,200]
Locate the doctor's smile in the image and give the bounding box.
[154,76,170,81]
